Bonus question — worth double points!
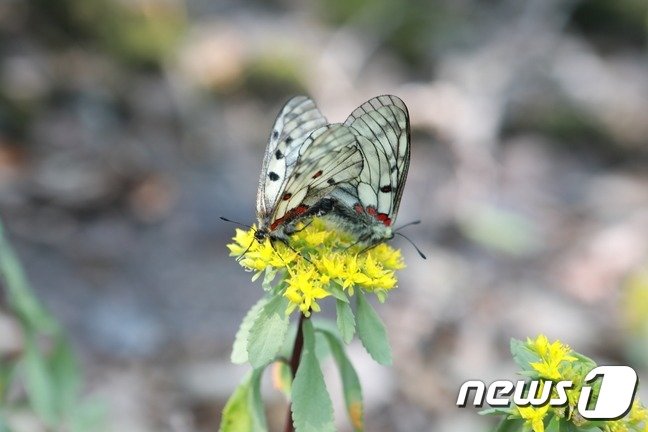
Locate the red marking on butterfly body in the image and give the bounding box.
[270,205,309,230]
[353,204,392,227]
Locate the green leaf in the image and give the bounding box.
[23,335,57,425]
[314,331,331,361]
[291,320,334,432]
[510,338,540,371]
[0,221,56,332]
[231,297,270,364]
[49,335,81,416]
[220,372,254,432]
[320,329,364,432]
[356,291,392,365]
[545,414,560,432]
[328,283,348,302]
[280,323,298,360]
[336,299,355,344]
[219,370,268,432]
[248,296,290,368]
[249,368,268,432]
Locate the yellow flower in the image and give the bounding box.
[630,401,648,421]
[527,335,577,380]
[283,264,331,316]
[518,404,550,432]
[227,218,405,315]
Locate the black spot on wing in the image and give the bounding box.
[380,185,392,193]
[275,149,284,159]
[269,172,280,181]
[272,130,279,139]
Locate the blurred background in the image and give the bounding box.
[1,0,648,431]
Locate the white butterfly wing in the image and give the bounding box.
[272,124,364,224]
[256,96,328,218]
[334,95,410,224]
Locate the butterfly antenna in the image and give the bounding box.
[395,232,427,259]
[236,238,256,262]
[395,220,421,232]
[274,239,313,265]
[220,216,254,230]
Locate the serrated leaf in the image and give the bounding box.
[23,335,57,425]
[356,291,392,365]
[320,329,364,432]
[336,299,355,344]
[232,297,270,364]
[291,320,334,432]
[248,296,290,368]
[219,369,268,432]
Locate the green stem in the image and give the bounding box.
[284,313,307,432]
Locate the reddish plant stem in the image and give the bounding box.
[284,313,307,432]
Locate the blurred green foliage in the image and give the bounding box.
[29,0,186,68]
[0,219,103,431]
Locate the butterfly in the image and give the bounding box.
[254,96,364,244]
[322,95,412,249]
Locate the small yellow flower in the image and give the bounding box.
[227,218,405,315]
[629,400,648,423]
[527,335,577,380]
[517,404,550,432]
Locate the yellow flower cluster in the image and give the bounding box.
[527,334,578,380]
[513,335,648,432]
[227,219,405,316]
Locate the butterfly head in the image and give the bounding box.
[254,227,269,243]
